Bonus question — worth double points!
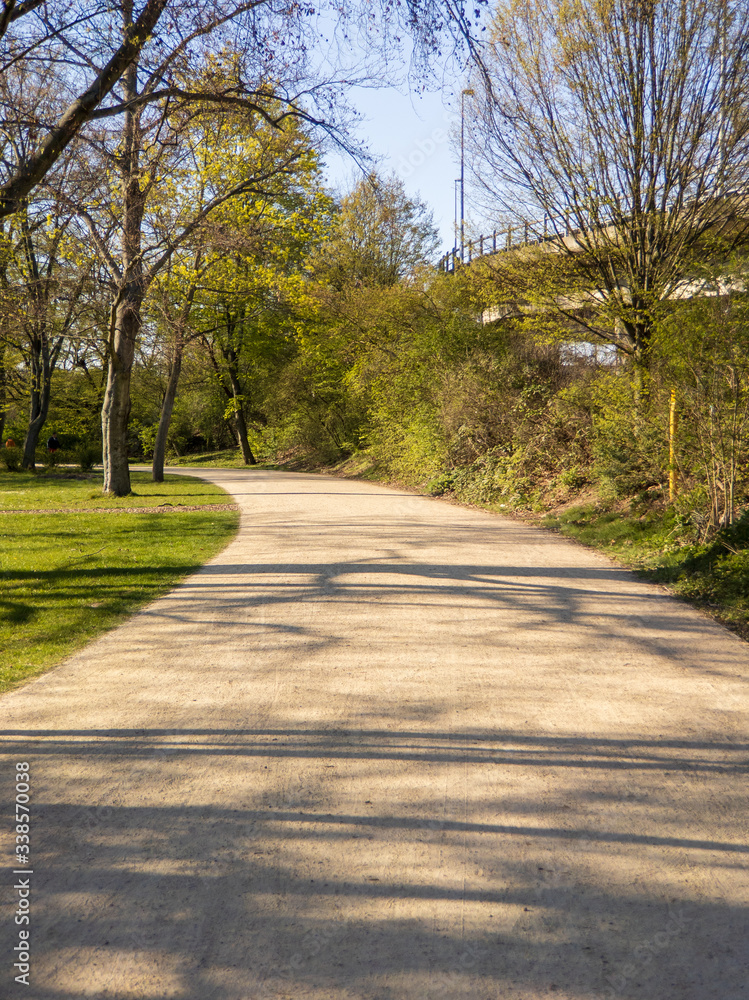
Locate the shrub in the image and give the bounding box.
[1,446,21,471]
[78,443,102,471]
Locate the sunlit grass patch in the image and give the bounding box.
[543,504,749,640]
[0,476,239,692]
[163,450,280,470]
[0,469,235,510]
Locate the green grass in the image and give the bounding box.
[162,449,277,469]
[0,471,239,692]
[0,469,235,510]
[542,504,749,640]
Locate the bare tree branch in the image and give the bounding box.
[0,0,169,216]
[468,0,749,362]
[0,1,46,43]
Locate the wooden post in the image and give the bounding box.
[493,230,497,252]
[524,221,528,244]
[669,389,678,500]
[507,227,511,249]
[479,235,484,256]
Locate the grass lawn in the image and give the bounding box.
[163,449,278,469]
[0,470,239,692]
[0,468,235,510]
[542,504,749,641]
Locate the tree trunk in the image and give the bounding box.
[101,52,144,497]
[152,348,182,483]
[22,333,54,470]
[152,279,197,483]
[102,291,139,495]
[620,314,652,410]
[22,396,48,470]
[0,341,6,446]
[233,407,256,465]
[226,359,256,464]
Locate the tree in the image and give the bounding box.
[0,188,95,468]
[142,102,330,479]
[322,172,440,289]
[20,4,468,496]
[0,0,473,218]
[467,0,749,366]
[147,251,204,482]
[272,171,440,461]
[0,0,171,214]
[71,43,335,493]
[189,134,329,467]
[0,2,475,493]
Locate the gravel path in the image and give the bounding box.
[2,468,746,1000]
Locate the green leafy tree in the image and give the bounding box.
[0,191,96,468]
[183,130,332,466]
[272,173,441,462]
[322,173,440,289]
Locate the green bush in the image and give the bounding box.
[556,464,589,489]
[1,446,21,472]
[588,370,667,497]
[78,443,102,471]
[426,470,459,496]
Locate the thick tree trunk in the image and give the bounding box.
[615,314,652,408]
[22,395,48,469]
[234,407,256,465]
[102,292,139,495]
[101,53,144,497]
[152,349,182,483]
[632,327,652,410]
[226,359,256,464]
[101,367,133,494]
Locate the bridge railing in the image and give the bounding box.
[438,213,581,272]
[438,188,749,272]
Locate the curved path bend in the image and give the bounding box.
[1,469,746,1000]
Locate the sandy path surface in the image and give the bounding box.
[1,468,746,1000]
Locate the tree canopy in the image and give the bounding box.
[466,0,749,363]
[322,173,440,289]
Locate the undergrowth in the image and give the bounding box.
[542,503,749,640]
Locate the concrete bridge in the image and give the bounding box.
[438,191,749,273]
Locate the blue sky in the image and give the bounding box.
[322,83,479,255]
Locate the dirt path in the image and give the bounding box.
[1,469,746,1000]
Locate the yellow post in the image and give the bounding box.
[669,389,678,500]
